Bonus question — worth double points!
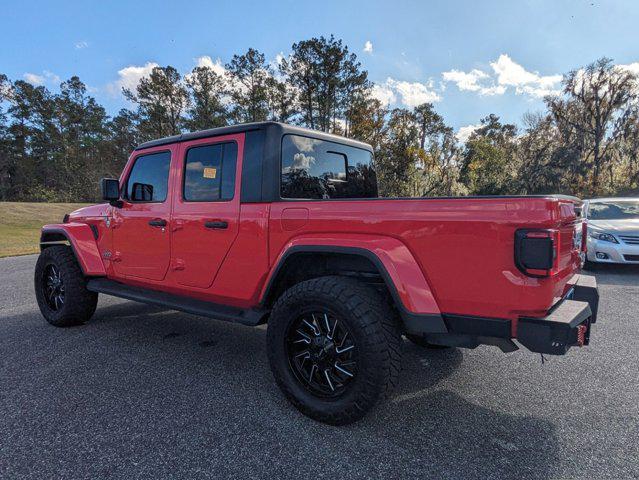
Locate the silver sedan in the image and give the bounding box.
[583,197,639,266]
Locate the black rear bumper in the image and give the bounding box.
[517,274,599,355]
[405,274,599,355]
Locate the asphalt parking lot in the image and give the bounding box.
[1,254,638,480]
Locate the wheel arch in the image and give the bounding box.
[260,241,447,334]
[40,223,106,277]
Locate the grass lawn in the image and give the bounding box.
[0,202,90,258]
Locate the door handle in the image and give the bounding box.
[204,220,228,229]
[148,219,167,227]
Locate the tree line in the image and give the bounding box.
[0,36,638,202]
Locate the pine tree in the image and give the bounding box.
[184,66,228,131]
[124,66,188,140]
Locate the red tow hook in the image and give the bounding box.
[576,324,588,347]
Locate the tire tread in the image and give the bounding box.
[267,275,402,425]
[34,245,97,327]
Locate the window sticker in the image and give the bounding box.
[203,167,217,179]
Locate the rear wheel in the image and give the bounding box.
[34,246,98,327]
[267,276,401,425]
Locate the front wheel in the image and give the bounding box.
[267,276,401,425]
[34,246,98,327]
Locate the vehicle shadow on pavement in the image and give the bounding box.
[371,388,559,480]
[2,302,559,480]
[341,344,561,479]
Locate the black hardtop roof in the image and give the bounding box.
[134,121,373,151]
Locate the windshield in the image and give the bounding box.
[587,201,639,220]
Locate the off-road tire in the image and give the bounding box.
[405,333,451,349]
[34,245,98,327]
[267,275,402,425]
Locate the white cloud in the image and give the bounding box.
[194,55,227,76]
[617,62,639,77]
[107,62,159,97]
[75,41,89,49]
[292,152,315,170]
[479,84,508,96]
[384,78,441,107]
[363,41,373,54]
[23,73,45,85]
[456,124,481,143]
[291,135,321,153]
[490,54,562,98]
[370,77,442,108]
[442,68,505,96]
[370,83,396,106]
[23,70,60,86]
[442,69,486,91]
[44,71,61,84]
[442,54,562,99]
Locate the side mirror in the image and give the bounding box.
[100,178,121,206]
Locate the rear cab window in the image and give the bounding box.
[280,134,377,199]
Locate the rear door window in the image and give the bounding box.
[183,142,238,202]
[280,134,377,199]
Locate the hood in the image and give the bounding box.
[69,203,110,220]
[588,218,639,233]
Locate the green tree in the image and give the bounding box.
[54,76,110,200]
[413,102,445,150]
[515,112,576,195]
[409,103,466,196]
[265,75,297,123]
[105,109,139,178]
[6,80,60,200]
[547,58,638,195]
[124,66,188,140]
[184,65,228,131]
[422,128,467,197]
[461,115,518,195]
[376,108,424,197]
[225,48,271,123]
[349,97,388,155]
[0,74,12,199]
[612,107,639,194]
[281,35,369,132]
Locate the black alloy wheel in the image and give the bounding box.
[34,245,98,327]
[42,263,65,311]
[286,311,357,397]
[267,275,402,425]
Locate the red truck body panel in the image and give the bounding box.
[41,222,107,277]
[266,198,582,338]
[50,124,585,340]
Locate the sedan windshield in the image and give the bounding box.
[588,201,639,220]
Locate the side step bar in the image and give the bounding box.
[86,278,266,326]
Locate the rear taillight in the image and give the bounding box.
[514,229,560,278]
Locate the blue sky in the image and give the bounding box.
[2,0,638,138]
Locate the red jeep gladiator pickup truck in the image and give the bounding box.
[35,122,599,425]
